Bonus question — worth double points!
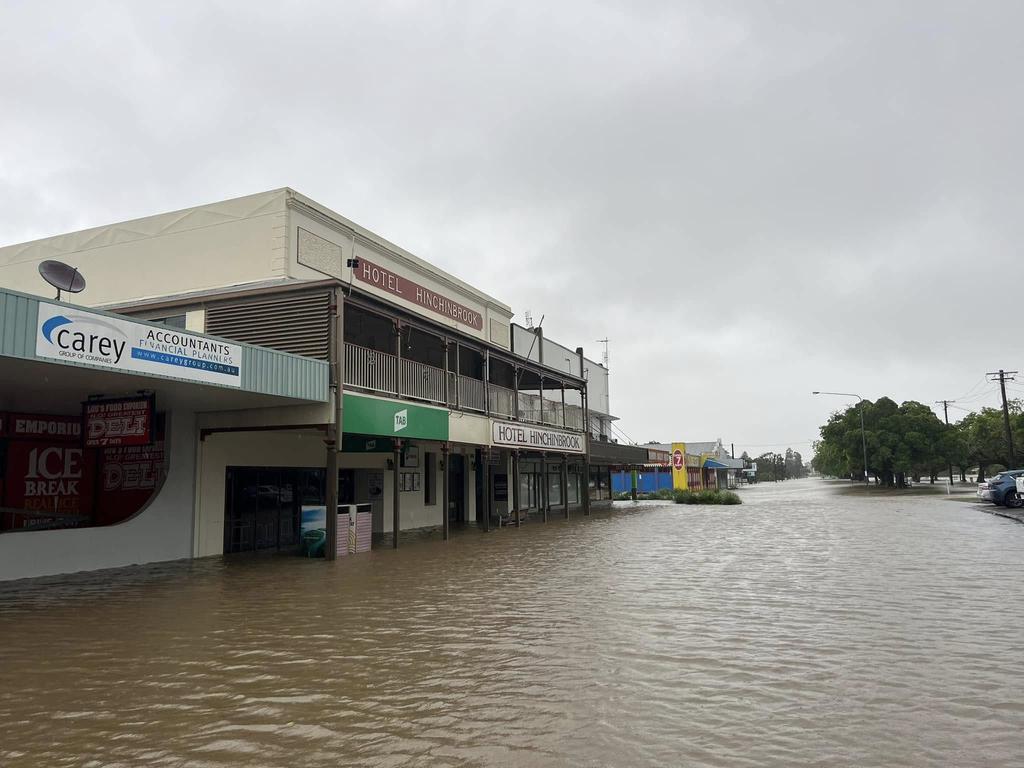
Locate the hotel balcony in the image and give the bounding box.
[343,302,586,430]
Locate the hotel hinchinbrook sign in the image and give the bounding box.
[354,256,484,331]
[491,421,585,454]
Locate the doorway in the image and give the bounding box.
[448,453,466,525]
[224,467,324,554]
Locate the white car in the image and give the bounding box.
[1017,476,1024,497]
[977,481,993,501]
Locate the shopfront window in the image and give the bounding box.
[548,470,562,507]
[1,412,167,534]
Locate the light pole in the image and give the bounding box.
[813,391,870,486]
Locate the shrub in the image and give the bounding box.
[673,488,742,505]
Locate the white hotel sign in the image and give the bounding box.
[491,421,585,454]
[36,303,244,387]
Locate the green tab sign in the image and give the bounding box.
[342,393,449,441]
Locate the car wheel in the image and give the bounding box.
[1005,490,1023,509]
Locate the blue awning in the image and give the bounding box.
[703,459,729,469]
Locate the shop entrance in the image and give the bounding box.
[447,454,466,524]
[224,467,325,554]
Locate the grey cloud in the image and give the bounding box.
[2,0,1022,450]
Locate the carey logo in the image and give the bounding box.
[41,313,128,364]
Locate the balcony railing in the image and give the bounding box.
[344,342,587,435]
[345,343,397,396]
[401,358,446,404]
[488,384,514,417]
[459,375,486,412]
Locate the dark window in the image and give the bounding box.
[424,452,436,505]
[154,314,187,329]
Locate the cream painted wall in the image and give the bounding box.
[449,412,490,445]
[288,207,511,347]
[0,191,290,306]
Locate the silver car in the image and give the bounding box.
[977,481,993,501]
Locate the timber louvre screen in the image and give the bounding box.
[206,292,330,360]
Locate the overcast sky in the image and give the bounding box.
[2,1,1023,455]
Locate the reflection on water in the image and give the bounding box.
[2,479,1023,767]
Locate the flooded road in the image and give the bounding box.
[2,479,1023,767]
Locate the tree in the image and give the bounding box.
[955,401,1024,481]
[813,397,950,488]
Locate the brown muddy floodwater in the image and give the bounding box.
[2,479,1024,767]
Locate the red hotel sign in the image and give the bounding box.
[355,257,484,330]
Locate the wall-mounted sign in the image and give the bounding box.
[343,394,449,441]
[83,395,155,448]
[354,256,484,331]
[7,413,81,442]
[671,442,688,490]
[36,303,243,387]
[490,421,585,454]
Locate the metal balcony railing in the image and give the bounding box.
[344,342,588,434]
[401,358,446,404]
[459,375,487,412]
[488,384,515,417]
[344,343,397,396]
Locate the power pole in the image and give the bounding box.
[935,399,955,486]
[986,370,1018,468]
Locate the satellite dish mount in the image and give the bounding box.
[38,260,86,301]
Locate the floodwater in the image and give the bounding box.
[2,480,1024,767]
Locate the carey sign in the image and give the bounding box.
[36,304,243,387]
[491,421,585,454]
[355,257,484,331]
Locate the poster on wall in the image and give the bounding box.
[84,395,155,448]
[1,412,167,533]
[94,416,167,526]
[3,428,96,531]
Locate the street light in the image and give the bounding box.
[813,391,870,486]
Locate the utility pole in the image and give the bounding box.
[986,370,1018,468]
[935,399,955,486]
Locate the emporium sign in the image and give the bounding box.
[355,257,484,331]
[83,395,155,448]
[36,303,243,387]
[491,420,585,454]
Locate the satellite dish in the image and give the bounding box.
[38,260,86,301]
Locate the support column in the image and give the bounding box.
[395,322,403,399]
[442,442,450,541]
[541,452,549,523]
[393,440,402,548]
[512,450,521,528]
[482,446,491,532]
[562,453,569,520]
[583,388,591,516]
[325,286,345,561]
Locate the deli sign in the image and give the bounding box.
[36,303,243,387]
[491,421,585,454]
[84,396,155,448]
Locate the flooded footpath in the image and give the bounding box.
[2,479,1023,767]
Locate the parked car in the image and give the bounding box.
[978,470,1024,507]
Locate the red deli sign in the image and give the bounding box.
[355,257,484,330]
[84,396,155,448]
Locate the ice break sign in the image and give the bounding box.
[36,303,243,387]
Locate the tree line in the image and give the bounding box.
[741,448,809,482]
[811,397,1023,487]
